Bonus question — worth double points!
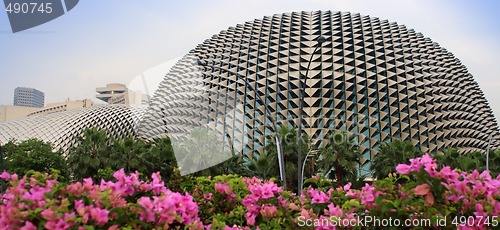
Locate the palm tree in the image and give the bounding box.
[67,128,111,181]
[147,137,178,179]
[215,148,253,177]
[435,147,473,171]
[247,151,277,179]
[316,131,360,186]
[264,126,310,191]
[109,136,151,174]
[173,127,233,177]
[487,149,500,176]
[370,139,421,179]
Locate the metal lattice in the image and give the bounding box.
[137,11,500,174]
[0,105,146,153]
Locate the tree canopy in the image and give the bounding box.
[1,139,69,181]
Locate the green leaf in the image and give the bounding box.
[381,202,394,213]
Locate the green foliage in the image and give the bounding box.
[247,151,276,179]
[66,128,179,182]
[434,148,477,171]
[173,128,239,177]
[316,131,361,186]
[145,137,178,180]
[109,136,149,173]
[67,128,111,181]
[1,139,69,182]
[303,174,332,189]
[182,174,249,224]
[433,148,500,177]
[196,149,254,178]
[3,150,500,229]
[96,167,115,181]
[370,139,422,179]
[262,126,310,191]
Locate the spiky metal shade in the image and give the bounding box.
[137,10,499,175]
[0,105,146,153]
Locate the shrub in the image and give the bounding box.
[1,154,500,229]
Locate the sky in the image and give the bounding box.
[0,0,499,119]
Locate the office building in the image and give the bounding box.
[13,87,45,108]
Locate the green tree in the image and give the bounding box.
[1,139,69,182]
[146,137,178,179]
[485,149,500,176]
[212,148,253,177]
[317,131,360,186]
[434,148,500,177]
[434,148,477,172]
[263,126,310,191]
[173,128,234,177]
[247,151,277,179]
[109,136,150,174]
[370,139,422,179]
[67,128,111,181]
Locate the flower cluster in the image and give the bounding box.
[214,182,236,200]
[395,153,500,227]
[0,170,203,229]
[2,154,500,229]
[241,179,284,226]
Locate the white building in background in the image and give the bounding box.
[1,99,94,122]
[0,105,38,122]
[96,83,149,106]
[27,99,93,117]
[1,83,148,122]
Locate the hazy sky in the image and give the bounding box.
[1,1,499,119]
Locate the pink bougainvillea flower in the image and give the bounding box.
[345,189,358,199]
[108,225,120,230]
[89,207,109,225]
[360,184,376,205]
[438,166,459,182]
[259,204,278,218]
[343,182,352,191]
[309,189,330,204]
[40,209,55,220]
[203,193,213,200]
[0,171,11,180]
[138,197,156,222]
[300,208,311,219]
[242,177,262,186]
[288,202,299,211]
[414,183,431,196]
[425,193,434,206]
[277,195,288,207]
[245,212,257,226]
[19,221,37,230]
[214,183,231,195]
[474,203,487,218]
[326,203,343,217]
[396,164,411,175]
[420,153,436,167]
[150,172,167,194]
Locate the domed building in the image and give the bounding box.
[0,105,146,153]
[137,11,500,174]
